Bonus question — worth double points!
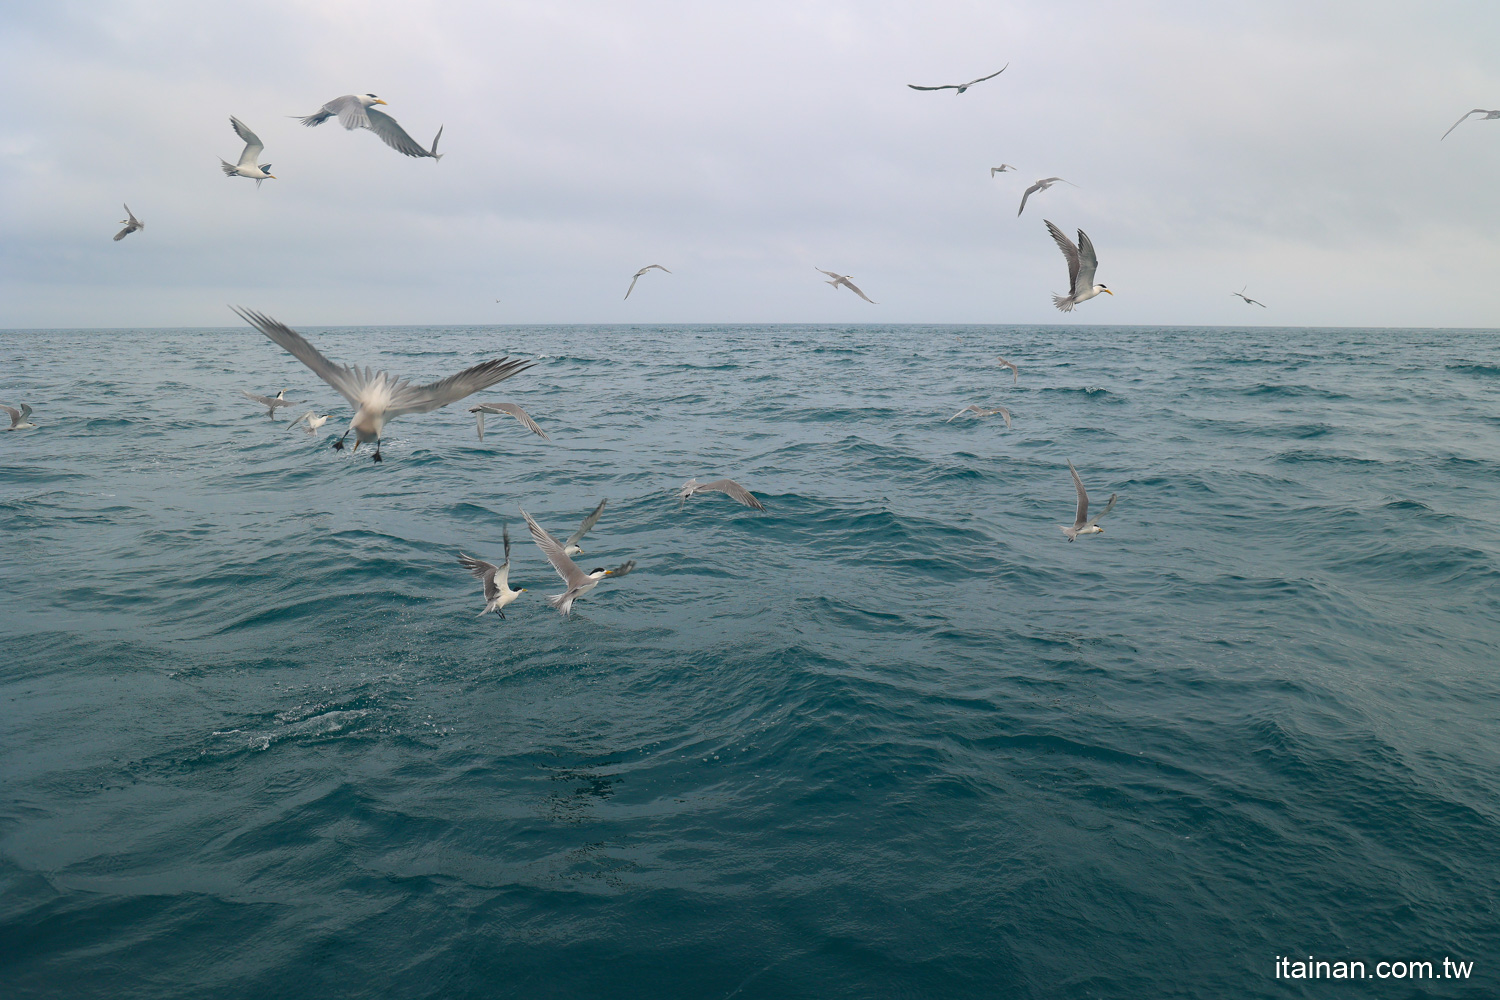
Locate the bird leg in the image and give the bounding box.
[333,431,348,451]
[372,437,382,463]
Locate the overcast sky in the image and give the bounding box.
[2,1,1498,329]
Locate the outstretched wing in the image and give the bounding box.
[947,406,974,423]
[385,358,533,417]
[961,65,1008,87]
[1086,493,1118,528]
[1045,220,1082,295]
[907,83,958,91]
[458,552,500,600]
[522,509,592,589]
[1,404,19,425]
[1067,460,1089,529]
[1074,229,1100,291]
[700,479,765,510]
[814,267,843,280]
[624,274,640,299]
[233,307,369,405]
[230,117,264,167]
[842,278,877,304]
[1441,109,1484,141]
[364,107,437,158]
[565,499,608,548]
[330,95,372,130]
[475,402,549,440]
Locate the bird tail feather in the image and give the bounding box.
[1051,294,1075,312]
[296,112,332,127]
[219,159,237,176]
[547,593,572,613]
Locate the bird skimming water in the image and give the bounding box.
[947,405,1011,428]
[2,403,38,430]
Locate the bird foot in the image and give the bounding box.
[372,452,382,463]
[332,440,344,451]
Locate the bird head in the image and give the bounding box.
[1097,285,1112,295]
[365,94,388,106]
[590,567,608,577]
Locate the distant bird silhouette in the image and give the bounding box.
[113,204,143,241]
[908,65,1007,94]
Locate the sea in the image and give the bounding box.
[2,323,1497,999]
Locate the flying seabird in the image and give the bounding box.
[468,402,549,442]
[522,509,625,615]
[297,93,443,159]
[1231,285,1267,308]
[1017,177,1074,216]
[458,526,526,619]
[113,204,143,241]
[220,117,275,187]
[242,389,299,417]
[1441,109,1500,141]
[625,264,671,300]
[561,499,607,557]
[908,65,1007,94]
[1045,220,1112,312]
[232,307,531,462]
[815,268,877,304]
[1061,460,1117,542]
[995,356,1019,384]
[287,411,331,434]
[678,478,765,511]
[947,405,1011,428]
[2,403,38,430]
[991,165,1016,176]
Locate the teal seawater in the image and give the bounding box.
[2,324,1498,999]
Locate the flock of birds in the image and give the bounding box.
[9,73,1497,616]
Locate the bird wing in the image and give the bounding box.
[384,358,533,418]
[700,479,765,510]
[624,274,640,300]
[233,307,372,406]
[644,264,670,274]
[471,407,486,440]
[124,204,139,226]
[1441,109,1485,141]
[364,107,436,157]
[996,356,1018,383]
[608,560,636,578]
[841,278,876,303]
[947,406,974,422]
[565,499,607,548]
[21,403,35,420]
[1075,229,1100,291]
[1068,460,1089,528]
[815,267,843,280]
[1249,297,1266,307]
[230,117,264,167]
[1017,185,1037,216]
[476,402,549,440]
[327,95,371,130]
[996,406,1012,430]
[502,523,511,566]
[458,552,500,600]
[522,509,592,589]
[1,404,18,425]
[113,225,131,241]
[1045,221,1082,295]
[962,65,1008,87]
[287,411,314,430]
[907,83,957,91]
[241,389,275,406]
[1086,493,1118,528]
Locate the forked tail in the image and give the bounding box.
[546,592,573,614]
[296,111,333,127]
[219,159,238,176]
[1051,293,1075,312]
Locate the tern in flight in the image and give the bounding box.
[1441,109,1500,141]
[113,205,143,241]
[815,268,877,304]
[297,93,443,160]
[468,402,549,442]
[1045,220,1111,312]
[287,411,331,434]
[232,307,531,462]
[560,499,608,557]
[1231,285,1267,308]
[458,526,526,619]
[242,389,299,417]
[947,405,1011,428]
[1017,177,1074,216]
[678,478,765,511]
[220,117,276,187]
[2,403,38,430]
[995,356,1019,384]
[1061,460,1117,542]
[625,264,671,300]
[990,165,1016,175]
[522,509,626,615]
[908,64,1007,94]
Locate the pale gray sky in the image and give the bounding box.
[2,0,1498,328]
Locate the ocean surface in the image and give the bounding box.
[2,323,1497,999]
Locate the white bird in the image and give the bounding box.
[815,268,877,304]
[297,93,443,160]
[220,117,275,187]
[625,264,671,300]
[1061,460,1117,542]
[995,356,1019,384]
[458,526,526,619]
[1045,221,1112,312]
[947,405,1011,428]
[522,509,625,615]
[113,204,143,241]
[908,65,1007,94]
[2,403,38,430]
[562,499,607,557]
[1231,285,1267,308]
[1441,109,1500,141]
[468,402,549,442]
[990,165,1016,175]
[1018,177,1074,216]
[233,307,532,462]
[678,478,765,511]
[287,411,331,434]
[242,389,299,417]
